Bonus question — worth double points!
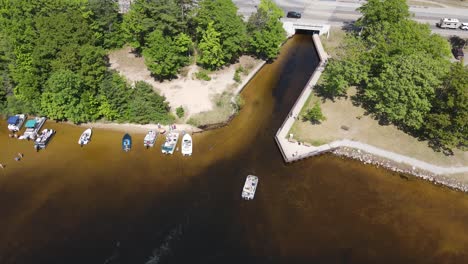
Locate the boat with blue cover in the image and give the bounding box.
[7,114,26,132]
[122,133,132,152]
[19,117,46,140]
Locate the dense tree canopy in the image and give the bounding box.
[194,0,247,65]
[0,0,173,124]
[122,0,187,52]
[247,0,286,60]
[425,62,468,151]
[322,0,465,151]
[143,30,192,79]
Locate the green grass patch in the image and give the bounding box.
[187,91,236,126]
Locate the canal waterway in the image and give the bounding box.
[1,35,468,264]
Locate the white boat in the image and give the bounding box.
[34,128,55,150]
[161,132,179,154]
[181,133,192,156]
[144,130,157,148]
[78,128,92,146]
[7,114,26,132]
[19,117,46,140]
[241,175,259,200]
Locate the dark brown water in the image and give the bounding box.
[1,35,468,264]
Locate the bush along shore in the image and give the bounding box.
[332,147,468,193]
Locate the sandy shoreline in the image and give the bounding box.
[77,121,203,134]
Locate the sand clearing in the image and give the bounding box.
[108,47,260,118]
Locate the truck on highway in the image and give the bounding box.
[437,18,460,29]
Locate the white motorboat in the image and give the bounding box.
[78,128,92,146]
[19,117,46,140]
[144,130,157,148]
[241,175,259,200]
[161,132,179,154]
[181,133,192,156]
[34,129,55,150]
[7,114,26,132]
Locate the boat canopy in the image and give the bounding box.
[25,119,37,128]
[7,116,19,125]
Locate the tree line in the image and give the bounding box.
[319,0,467,152]
[0,0,286,124]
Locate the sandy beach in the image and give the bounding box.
[78,121,203,134]
[108,46,263,119]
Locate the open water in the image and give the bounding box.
[1,35,468,264]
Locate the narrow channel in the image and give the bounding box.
[1,35,468,264]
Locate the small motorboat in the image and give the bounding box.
[78,128,92,146]
[181,133,192,156]
[241,175,259,200]
[7,114,26,132]
[161,132,179,155]
[122,133,132,152]
[144,130,157,148]
[34,129,56,151]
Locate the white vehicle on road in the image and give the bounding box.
[437,18,460,29]
[460,23,468,30]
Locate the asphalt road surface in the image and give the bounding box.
[233,0,468,37]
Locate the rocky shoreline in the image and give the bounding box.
[332,147,468,193]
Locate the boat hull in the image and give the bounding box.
[122,133,132,152]
[161,132,179,155]
[34,129,56,150]
[78,128,92,145]
[181,134,192,156]
[143,130,157,148]
[241,175,258,200]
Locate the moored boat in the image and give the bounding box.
[144,130,157,148]
[34,129,56,150]
[7,114,26,132]
[181,133,192,156]
[122,133,132,152]
[19,117,46,140]
[241,175,259,200]
[161,132,179,155]
[78,128,92,146]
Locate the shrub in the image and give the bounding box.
[303,101,326,124]
[195,70,211,81]
[233,66,244,83]
[176,106,185,118]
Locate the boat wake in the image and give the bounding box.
[145,224,185,264]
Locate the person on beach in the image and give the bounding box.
[0,163,4,169]
[18,153,24,158]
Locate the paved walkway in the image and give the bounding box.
[275,34,468,176]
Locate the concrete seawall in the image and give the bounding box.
[275,34,330,163]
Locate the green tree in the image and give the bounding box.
[143,30,192,79]
[197,22,224,70]
[85,0,124,49]
[356,0,410,28]
[122,0,186,52]
[176,106,185,118]
[126,81,174,124]
[41,70,83,122]
[425,62,468,150]
[194,0,247,64]
[247,0,285,60]
[98,71,132,120]
[303,101,326,123]
[363,53,447,130]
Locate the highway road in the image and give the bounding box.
[233,0,468,37]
